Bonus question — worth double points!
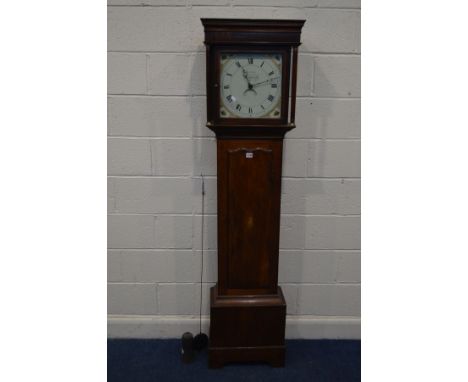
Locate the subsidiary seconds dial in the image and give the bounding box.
[220,54,282,119]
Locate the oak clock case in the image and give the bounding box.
[201,18,305,369]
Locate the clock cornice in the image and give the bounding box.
[201,18,305,46]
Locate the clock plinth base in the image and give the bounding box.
[208,285,286,368]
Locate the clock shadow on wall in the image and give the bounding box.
[190,45,216,185]
[189,45,217,320]
[304,63,331,179]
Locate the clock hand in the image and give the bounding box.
[252,77,280,88]
[242,67,257,94]
[242,68,252,87]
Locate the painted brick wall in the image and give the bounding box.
[108,0,361,339]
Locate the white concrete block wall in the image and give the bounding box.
[107,0,360,339]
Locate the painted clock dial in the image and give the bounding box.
[220,53,282,119]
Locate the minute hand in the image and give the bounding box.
[252,77,280,88]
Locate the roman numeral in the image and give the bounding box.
[271,83,277,88]
[226,95,233,102]
[260,61,264,67]
[248,107,253,114]
[260,105,265,110]
[267,95,274,102]
[248,57,253,64]
[236,104,242,111]
[236,61,241,68]
[226,73,232,77]
[269,71,274,76]
[224,85,230,89]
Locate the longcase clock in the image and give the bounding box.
[201,18,305,368]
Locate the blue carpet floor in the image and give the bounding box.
[108,339,360,382]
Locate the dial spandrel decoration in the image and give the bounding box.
[220,54,282,119]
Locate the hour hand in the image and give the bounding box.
[242,68,250,84]
[242,68,257,94]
